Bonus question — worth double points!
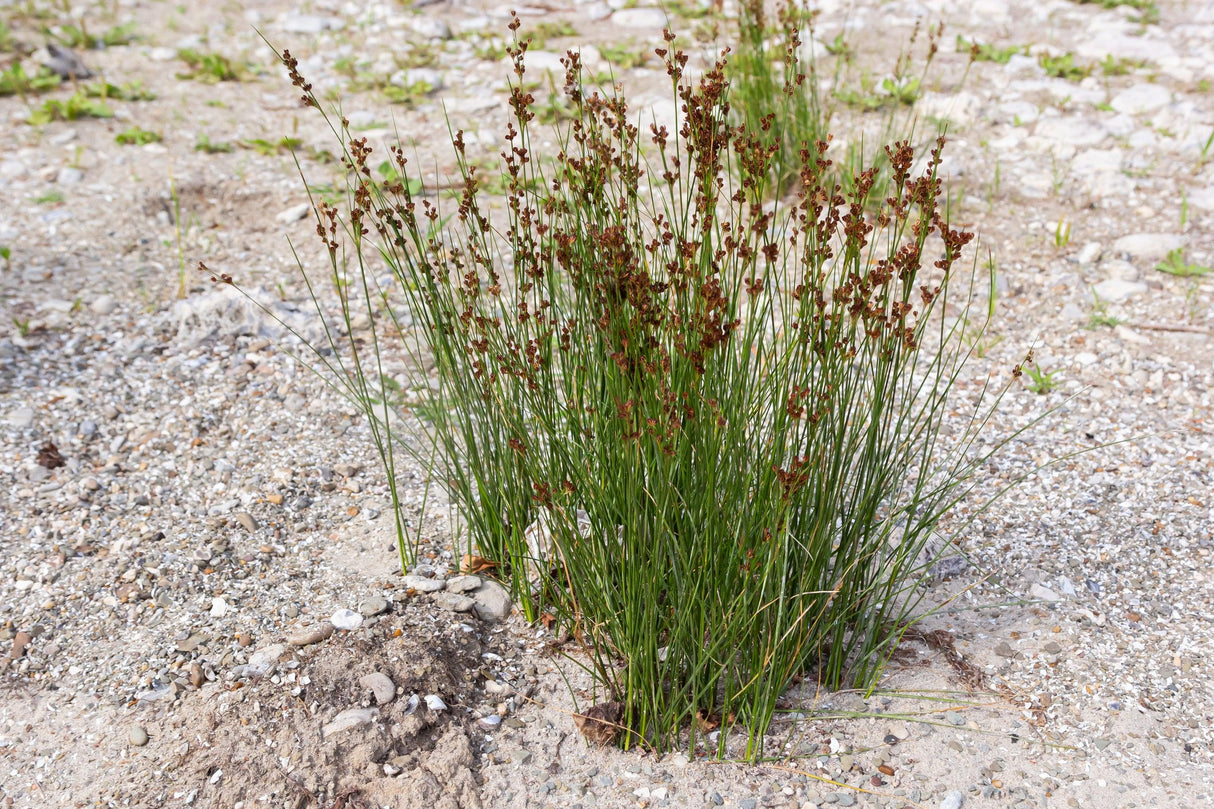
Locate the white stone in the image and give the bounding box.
[424,694,447,712]
[611,8,670,28]
[1029,583,1062,603]
[472,579,513,622]
[1033,117,1108,147]
[91,294,117,315]
[938,791,964,809]
[359,672,396,705]
[209,597,228,618]
[329,608,363,630]
[1077,242,1102,265]
[1092,279,1147,303]
[322,707,378,738]
[403,575,445,593]
[281,14,343,34]
[1111,233,1184,262]
[1111,84,1170,115]
[275,203,310,224]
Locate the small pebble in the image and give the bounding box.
[359,672,396,704]
[286,623,334,646]
[129,726,149,747]
[330,609,363,630]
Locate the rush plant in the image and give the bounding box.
[230,22,1048,760]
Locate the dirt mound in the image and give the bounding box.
[166,602,489,809]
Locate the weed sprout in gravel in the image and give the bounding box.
[233,23,1049,759]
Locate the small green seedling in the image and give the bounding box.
[116,127,161,145]
[47,21,136,49]
[195,133,234,153]
[1024,363,1061,394]
[177,48,255,82]
[26,91,113,124]
[12,317,31,338]
[598,42,649,70]
[84,80,156,101]
[1054,217,1072,248]
[35,190,65,205]
[956,36,1024,64]
[0,245,11,271]
[1099,55,1147,76]
[1155,247,1211,278]
[1086,291,1122,329]
[1039,52,1090,81]
[0,63,61,97]
[241,136,303,156]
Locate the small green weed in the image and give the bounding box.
[177,48,255,82]
[46,21,137,49]
[1099,54,1147,76]
[1085,291,1122,329]
[381,81,434,107]
[35,190,64,204]
[956,36,1024,65]
[116,126,161,145]
[0,63,61,97]
[27,91,113,124]
[83,80,156,101]
[523,20,577,49]
[598,42,650,70]
[1070,0,1159,23]
[241,136,303,156]
[1054,217,1072,248]
[12,317,32,338]
[195,133,234,153]
[1022,361,1061,394]
[1039,52,1090,81]
[1155,247,1211,278]
[0,245,10,271]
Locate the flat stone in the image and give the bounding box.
[445,575,482,594]
[938,791,964,809]
[281,13,343,34]
[244,641,286,675]
[431,591,476,613]
[403,575,445,593]
[471,579,513,622]
[1111,233,1184,262]
[612,8,669,28]
[5,407,34,429]
[322,707,378,738]
[358,595,390,617]
[275,203,310,224]
[129,726,149,747]
[1033,117,1107,147]
[57,167,83,185]
[1091,279,1147,303]
[286,623,333,646]
[234,512,258,531]
[330,609,363,630]
[91,295,116,315]
[1029,583,1062,603]
[1110,84,1170,115]
[359,672,396,704]
[209,597,228,618]
[424,694,447,712]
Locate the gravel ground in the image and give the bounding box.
[1,0,1212,807]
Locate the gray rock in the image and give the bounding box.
[129,726,149,747]
[322,707,378,738]
[358,595,390,616]
[472,579,512,622]
[445,575,482,594]
[403,575,445,593]
[330,608,363,630]
[57,167,83,185]
[359,672,396,704]
[1033,117,1108,147]
[286,623,333,646]
[234,512,258,531]
[1111,232,1184,262]
[431,591,476,613]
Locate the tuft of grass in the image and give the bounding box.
[195,133,234,153]
[956,36,1024,65]
[228,28,1059,761]
[523,20,577,49]
[0,63,61,97]
[0,245,10,271]
[1155,247,1211,278]
[26,91,113,124]
[116,126,161,145]
[1039,52,1090,81]
[1085,291,1122,329]
[83,80,156,101]
[1099,54,1147,76]
[1054,217,1072,248]
[35,190,65,204]
[46,21,137,49]
[1021,359,1060,394]
[599,42,650,70]
[176,48,255,82]
[240,135,303,156]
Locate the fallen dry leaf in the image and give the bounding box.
[573,701,625,746]
[460,554,497,574]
